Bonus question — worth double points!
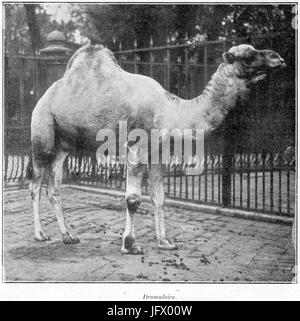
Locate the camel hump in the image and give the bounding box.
[64,41,118,75]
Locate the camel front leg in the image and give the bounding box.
[149,165,178,250]
[121,159,145,255]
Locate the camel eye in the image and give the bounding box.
[243,57,253,65]
[243,53,257,65]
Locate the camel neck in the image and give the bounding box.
[182,63,249,132]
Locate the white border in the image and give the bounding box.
[1,0,299,301]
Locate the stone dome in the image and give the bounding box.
[40,30,70,56]
[47,30,66,42]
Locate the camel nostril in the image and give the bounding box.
[268,52,278,59]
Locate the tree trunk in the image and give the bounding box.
[24,4,42,53]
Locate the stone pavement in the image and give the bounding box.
[3,187,295,282]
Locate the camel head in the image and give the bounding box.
[222,44,286,84]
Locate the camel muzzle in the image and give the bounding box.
[265,51,286,69]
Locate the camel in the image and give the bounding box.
[27,42,285,254]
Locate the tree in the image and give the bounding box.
[24,4,42,53]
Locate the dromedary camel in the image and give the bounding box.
[27,42,285,254]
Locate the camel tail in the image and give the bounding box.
[25,153,33,180]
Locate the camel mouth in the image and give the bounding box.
[266,58,286,70]
[253,60,285,78]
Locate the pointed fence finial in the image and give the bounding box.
[184,32,189,43]
[166,36,170,45]
[134,39,137,49]
[119,41,122,51]
[149,37,153,47]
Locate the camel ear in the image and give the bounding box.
[222,52,235,64]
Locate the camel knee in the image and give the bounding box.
[46,187,60,205]
[30,187,41,201]
[29,179,43,200]
[150,187,165,208]
[126,194,141,212]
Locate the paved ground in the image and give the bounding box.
[3,187,295,282]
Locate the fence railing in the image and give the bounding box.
[4,33,295,217]
[61,150,295,216]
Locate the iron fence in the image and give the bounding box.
[3,33,296,217]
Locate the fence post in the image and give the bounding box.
[40,30,71,180]
[222,119,234,207]
[39,30,71,91]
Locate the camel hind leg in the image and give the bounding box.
[46,149,80,244]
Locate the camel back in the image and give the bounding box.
[64,42,119,75]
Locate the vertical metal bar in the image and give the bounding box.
[4,149,8,185]
[177,61,180,96]
[134,40,138,74]
[270,152,274,213]
[91,152,96,180]
[35,57,40,103]
[185,167,188,199]
[118,42,123,68]
[167,163,170,196]
[262,152,266,211]
[204,154,208,202]
[232,153,235,206]
[255,152,258,210]
[20,154,25,183]
[222,123,233,207]
[184,45,189,99]
[173,165,176,197]
[287,159,290,215]
[247,152,250,209]
[179,164,183,199]
[149,38,154,78]
[166,36,170,91]
[192,175,195,200]
[240,152,243,207]
[198,173,202,203]
[109,163,113,188]
[8,155,15,182]
[218,154,221,204]
[278,152,282,213]
[19,57,25,122]
[105,162,108,187]
[211,153,214,202]
[204,44,208,86]
[13,154,20,181]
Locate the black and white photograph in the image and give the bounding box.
[0,0,298,299]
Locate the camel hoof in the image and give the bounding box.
[121,235,143,254]
[62,232,80,245]
[34,231,51,242]
[158,239,178,250]
[121,245,143,255]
